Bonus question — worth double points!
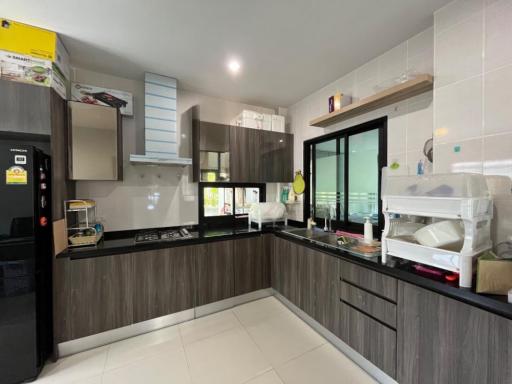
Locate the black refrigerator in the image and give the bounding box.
[0,142,52,384]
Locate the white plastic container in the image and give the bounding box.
[381,170,493,288]
[271,115,285,132]
[413,220,464,251]
[364,217,373,244]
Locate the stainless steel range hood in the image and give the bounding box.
[129,73,192,166]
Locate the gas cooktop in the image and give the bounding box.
[134,228,192,243]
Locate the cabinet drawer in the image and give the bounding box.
[341,281,396,328]
[340,302,397,379]
[341,261,397,302]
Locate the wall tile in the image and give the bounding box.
[355,57,379,84]
[433,138,483,173]
[435,0,484,35]
[435,12,483,88]
[407,27,434,75]
[485,0,512,72]
[434,76,483,144]
[483,133,512,178]
[387,102,408,154]
[407,92,434,152]
[378,42,407,84]
[484,64,512,135]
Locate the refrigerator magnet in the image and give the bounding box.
[5,165,27,185]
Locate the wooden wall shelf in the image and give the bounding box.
[309,74,433,128]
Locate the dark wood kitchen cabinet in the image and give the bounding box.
[272,236,298,304]
[397,281,512,384]
[340,302,397,378]
[196,240,235,306]
[0,80,75,220]
[133,246,199,323]
[259,130,294,182]
[229,126,261,182]
[234,236,271,296]
[54,254,134,342]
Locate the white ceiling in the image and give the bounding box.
[1,0,450,108]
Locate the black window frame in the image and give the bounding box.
[198,182,266,229]
[303,116,387,235]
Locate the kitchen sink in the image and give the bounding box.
[281,228,380,258]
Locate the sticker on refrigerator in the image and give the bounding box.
[5,166,27,184]
[14,155,26,164]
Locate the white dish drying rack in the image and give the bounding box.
[381,172,493,287]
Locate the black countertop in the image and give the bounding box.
[58,227,269,259]
[58,225,512,320]
[274,230,512,321]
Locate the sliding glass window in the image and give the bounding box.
[306,117,387,232]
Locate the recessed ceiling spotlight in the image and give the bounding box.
[227,59,241,74]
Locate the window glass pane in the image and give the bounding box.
[338,138,345,221]
[235,187,260,215]
[314,139,337,218]
[348,130,379,224]
[203,187,233,216]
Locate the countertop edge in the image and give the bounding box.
[274,231,512,321]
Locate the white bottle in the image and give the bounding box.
[364,217,373,244]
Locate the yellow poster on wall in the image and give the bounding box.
[0,19,56,61]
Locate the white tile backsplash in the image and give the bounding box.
[434,12,483,88]
[484,64,512,135]
[378,42,408,84]
[485,0,512,72]
[434,0,484,35]
[434,76,483,144]
[483,133,512,178]
[434,138,484,174]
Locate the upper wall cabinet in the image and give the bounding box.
[68,101,123,181]
[192,120,293,183]
[193,121,230,182]
[260,130,294,183]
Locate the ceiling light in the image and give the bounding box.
[228,59,241,74]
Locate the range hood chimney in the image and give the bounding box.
[129,73,192,165]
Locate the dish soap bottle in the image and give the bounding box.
[364,217,373,244]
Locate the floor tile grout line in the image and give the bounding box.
[177,327,194,384]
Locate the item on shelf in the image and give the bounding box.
[381,170,493,288]
[476,251,512,295]
[71,82,133,116]
[0,50,68,98]
[231,110,272,130]
[334,91,342,110]
[271,114,285,132]
[328,95,334,113]
[64,199,103,247]
[280,186,289,204]
[413,220,464,251]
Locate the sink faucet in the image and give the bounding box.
[324,205,335,232]
[307,206,317,230]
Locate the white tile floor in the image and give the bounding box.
[36,297,376,384]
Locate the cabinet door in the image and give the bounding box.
[312,250,341,335]
[230,126,261,182]
[234,236,270,296]
[272,237,297,304]
[60,254,134,341]
[0,80,51,135]
[260,131,294,182]
[296,245,314,317]
[397,281,512,384]
[196,240,234,306]
[133,246,198,323]
[341,302,397,378]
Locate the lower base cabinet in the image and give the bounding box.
[133,246,199,323]
[397,281,512,384]
[234,235,271,296]
[340,302,397,378]
[54,254,134,342]
[196,240,235,306]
